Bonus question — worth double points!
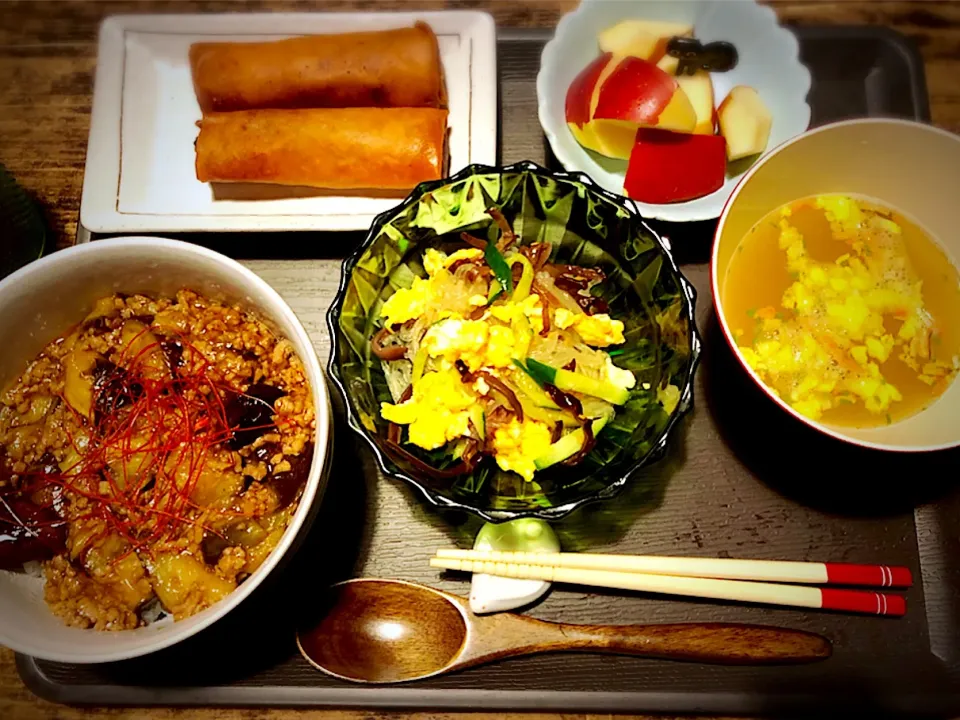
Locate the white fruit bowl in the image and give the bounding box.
[537,0,812,223]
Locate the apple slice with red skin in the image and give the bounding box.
[590,57,698,158]
[624,129,727,204]
[564,52,613,156]
[592,57,688,126]
[565,55,697,160]
[565,52,610,126]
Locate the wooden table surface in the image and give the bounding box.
[1,0,958,718]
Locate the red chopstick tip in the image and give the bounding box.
[890,567,913,587]
[885,594,907,617]
[820,588,906,617]
[824,563,913,588]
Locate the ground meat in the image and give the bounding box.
[232,481,280,519]
[0,289,316,630]
[43,556,141,631]
[215,547,247,583]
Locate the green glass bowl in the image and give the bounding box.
[327,161,701,523]
[0,165,46,278]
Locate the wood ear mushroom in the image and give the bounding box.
[666,37,739,76]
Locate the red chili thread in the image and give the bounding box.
[3,327,284,564]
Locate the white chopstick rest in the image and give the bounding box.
[468,520,559,614]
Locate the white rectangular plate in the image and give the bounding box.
[80,12,498,233]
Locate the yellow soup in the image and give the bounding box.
[722,194,960,428]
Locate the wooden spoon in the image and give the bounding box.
[296,578,832,684]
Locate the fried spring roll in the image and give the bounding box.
[194,107,448,190]
[189,23,445,113]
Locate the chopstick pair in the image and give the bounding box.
[430,549,912,617]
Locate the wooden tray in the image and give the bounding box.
[22,27,960,716]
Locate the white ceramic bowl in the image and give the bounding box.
[537,0,812,223]
[0,238,332,663]
[713,118,960,452]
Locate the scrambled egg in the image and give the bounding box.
[380,248,485,327]
[380,366,475,450]
[739,195,956,422]
[423,247,483,276]
[604,355,637,392]
[379,247,634,479]
[421,318,518,371]
[554,308,626,347]
[490,418,554,482]
[486,293,545,334]
[380,276,431,327]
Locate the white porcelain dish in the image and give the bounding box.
[0,238,333,663]
[537,0,812,223]
[80,12,497,233]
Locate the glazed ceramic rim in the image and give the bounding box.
[711,117,960,453]
[0,237,333,663]
[326,160,703,523]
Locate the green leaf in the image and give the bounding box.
[484,241,513,295]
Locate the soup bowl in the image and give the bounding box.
[0,238,333,663]
[712,118,960,452]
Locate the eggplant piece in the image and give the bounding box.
[224,383,285,449]
[0,495,67,570]
[269,443,314,507]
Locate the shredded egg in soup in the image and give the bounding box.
[723,194,960,427]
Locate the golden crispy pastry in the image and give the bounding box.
[194,107,448,190]
[189,23,445,112]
